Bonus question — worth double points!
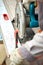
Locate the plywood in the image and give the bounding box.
[0,43,6,65]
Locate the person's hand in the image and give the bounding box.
[10,48,24,65]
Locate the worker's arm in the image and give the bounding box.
[10,31,43,65]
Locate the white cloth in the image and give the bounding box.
[25,32,43,55]
[10,32,43,65]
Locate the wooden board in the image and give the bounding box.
[0,0,16,57]
[0,44,6,65]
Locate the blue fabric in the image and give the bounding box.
[26,2,39,28]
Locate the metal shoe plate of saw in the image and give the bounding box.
[0,0,16,57]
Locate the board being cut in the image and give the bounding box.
[0,0,16,57]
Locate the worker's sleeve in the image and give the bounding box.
[10,42,37,65]
[10,33,37,65]
[10,32,43,65]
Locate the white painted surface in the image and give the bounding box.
[0,0,16,56]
